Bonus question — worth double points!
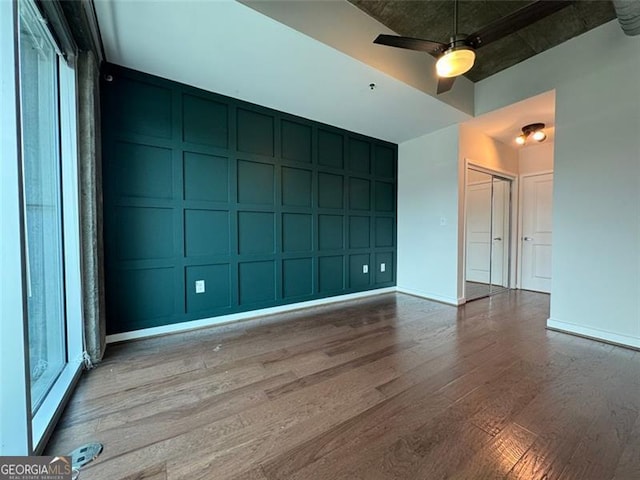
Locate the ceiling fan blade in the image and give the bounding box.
[374,34,446,54]
[466,1,575,49]
[437,77,456,95]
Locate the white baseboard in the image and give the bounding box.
[106,287,397,343]
[547,318,640,350]
[395,286,461,306]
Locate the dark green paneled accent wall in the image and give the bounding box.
[102,64,397,334]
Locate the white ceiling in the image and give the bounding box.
[463,90,556,147]
[94,0,557,147]
[94,0,471,144]
[239,0,475,115]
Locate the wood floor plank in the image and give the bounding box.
[259,385,453,479]
[47,372,296,459]
[59,362,269,428]
[375,332,505,398]
[121,462,167,480]
[264,339,418,400]
[166,386,386,479]
[280,352,549,480]
[68,414,245,480]
[224,467,268,480]
[448,423,537,480]
[612,413,640,480]
[46,291,640,480]
[505,346,634,480]
[556,349,639,480]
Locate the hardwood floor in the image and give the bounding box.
[46,291,640,480]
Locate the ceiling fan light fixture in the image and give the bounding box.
[436,47,476,78]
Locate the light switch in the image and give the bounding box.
[363,265,369,274]
[380,263,386,272]
[195,280,205,294]
[440,216,447,226]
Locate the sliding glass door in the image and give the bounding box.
[1,0,82,455]
[19,0,68,413]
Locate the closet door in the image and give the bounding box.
[465,170,492,300]
[521,173,553,293]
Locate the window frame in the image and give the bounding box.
[0,0,83,455]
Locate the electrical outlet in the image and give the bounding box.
[195,280,205,294]
[380,263,386,272]
[362,265,369,274]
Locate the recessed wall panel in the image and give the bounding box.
[318,173,343,209]
[237,108,274,157]
[185,209,229,257]
[282,120,311,163]
[375,145,395,178]
[319,256,344,293]
[186,264,231,313]
[282,167,311,207]
[116,142,172,199]
[116,206,174,260]
[115,267,174,324]
[375,252,393,284]
[239,261,276,304]
[238,160,274,205]
[183,94,228,148]
[318,129,343,168]
[349,254,371,288]
[184,152,228,202]
[282,213,312,252]
[350,178,370,210]
[283,258,313,298]
[238,211,275,254]
[376,181,395,212]
[318,215,343,250]
[375,217,394,247]
[349,138,370,174]
[349,216,370,249]
[113,78,171,138]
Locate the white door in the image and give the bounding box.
[466,180,492,284]
[491,178,510,288]
[520,173,553,293]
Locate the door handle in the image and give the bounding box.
[493,237,502,241]
[523,236,533,241]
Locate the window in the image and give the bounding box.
[0,0,82,454]
[19,0,67,413]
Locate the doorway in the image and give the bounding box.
[519,172,553,293]
[465,166,513,301]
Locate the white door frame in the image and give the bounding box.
[462,159,518,302]
[517,170,554,290]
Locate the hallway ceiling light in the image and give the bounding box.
[515,122,547,145]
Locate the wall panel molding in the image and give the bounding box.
[102,64,397,334]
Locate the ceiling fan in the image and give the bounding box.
[374,0,575,94]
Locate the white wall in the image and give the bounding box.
[519,142,554,175]
[459,124,519,175]
[477,20,640,348]
[397,125,460,305]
